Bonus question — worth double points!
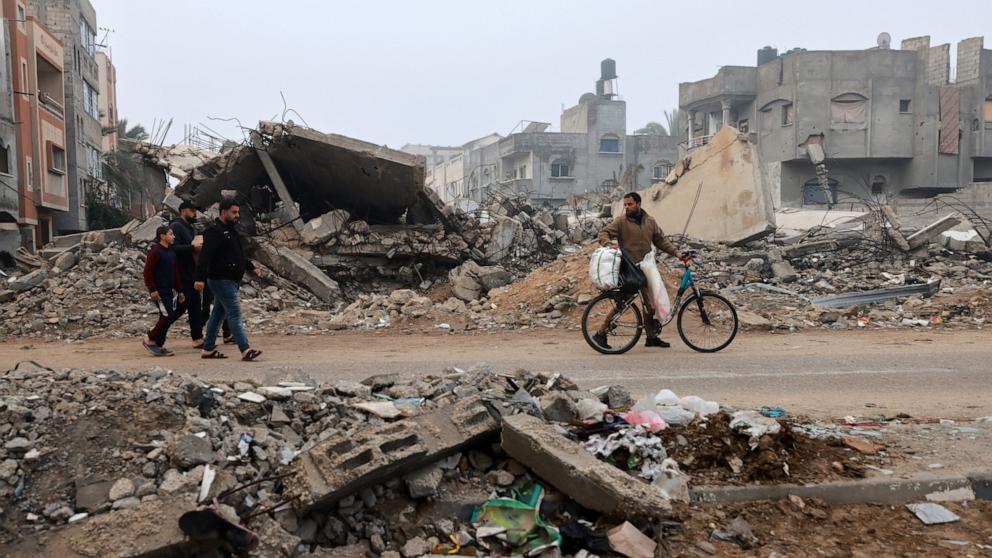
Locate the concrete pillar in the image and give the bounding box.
[687,110,696,145]
[721,100,732,130]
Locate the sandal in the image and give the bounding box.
[201,350,228,359]
[241,349,262,362]
[142,340,165,356]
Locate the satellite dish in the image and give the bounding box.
[877,32,891,49]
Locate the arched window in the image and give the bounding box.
[599,134,621,153]
[550,159,570,178]
[652,160,673,180]
[831,93,868,125]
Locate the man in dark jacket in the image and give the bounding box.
[596,191,681,349]
[143,225,186,356]
[171,201,230,347]
[194,198,262,361]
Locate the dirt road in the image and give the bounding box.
[1,328,989,420]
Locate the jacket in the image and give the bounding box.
[169,217,197,284]
[194,219,254,284]
[597,209,678,263]
[143,243,182,293]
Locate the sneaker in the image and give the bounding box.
[142,340,166,356]
[645,336,671,348]
[592,332,611,349]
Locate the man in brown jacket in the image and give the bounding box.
[596,191,680,348]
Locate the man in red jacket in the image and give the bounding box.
[143,225,187,356]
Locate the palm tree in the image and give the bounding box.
[664,109,682,142]
[116,118,148,141]
[634,121,669,136]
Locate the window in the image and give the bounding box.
[985,99,992,123]
[518,165,526,179]
[88,146,102,179]
[0,142,9,175]
[652,161,673,180]
[16,4,25,31]
[781,103,794,126]
[48,143,66,174]
[26,158,33,188]
[899,99,912,113]
[550,159,570,178]
[738,119,749,134]
[82,81,99,119]
[599,134,621,152]
[830,93,867,124]
[80,19,96,57]
[20,60,27,91]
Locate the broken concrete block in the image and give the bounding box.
[300,209,350,246]
[127,216,167,245]
[553,213,570,233]
[284,395,499,514]
[449,260,483,302]
[170,434,214,469]
[250,239,341,303]
[162,193,183,214]
[484,216,522,263]
[539,394,578,423]
[941,229,986,252]
[771,261,798,283]
[906,213,962,248]
[607,521,657,558]
[501,414,672,518]
[476,265,512,292]
[75,480,115,513]
[54,250,79,272]
[403,464,443,499]
[9,269,47,293]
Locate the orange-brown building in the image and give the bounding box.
[3,0,69,248]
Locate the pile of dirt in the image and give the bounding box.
[661,412,865,485]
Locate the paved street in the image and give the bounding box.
[2,328,989,420]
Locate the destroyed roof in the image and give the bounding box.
[174,121,448,227]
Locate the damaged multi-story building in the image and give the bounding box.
[0,16,18,259]
[413,60,680,208]
[679,34,992,208]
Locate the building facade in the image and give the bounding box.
[680,35,992,208]
[96,49,116,152]
[29,0,102,234]
[412,61,680,207]
[0,18,19,257]
[2,1,69,250]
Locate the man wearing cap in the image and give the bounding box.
[170,201,207,348]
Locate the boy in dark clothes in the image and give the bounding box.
[143,225,187,356]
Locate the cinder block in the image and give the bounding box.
[285,396,499,513]
[500,413,672,519]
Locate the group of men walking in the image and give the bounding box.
[142,198,263,361]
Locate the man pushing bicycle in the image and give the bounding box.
[595,191,682,349]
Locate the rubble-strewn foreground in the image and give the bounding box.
[4,360,989,557]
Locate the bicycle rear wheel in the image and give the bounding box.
[582,292,643,355]
[677,291,738,353]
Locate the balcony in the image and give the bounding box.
[38,91,64,119]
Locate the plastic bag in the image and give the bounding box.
[618,250,647,293]
[679,396,719,417]
[589,247,622,290]
[623,410,668,433]
[639,250,671,321]
[653,389,680,406]
[576,399,608,421]
[656,405,696,426]
[651,458,690,502]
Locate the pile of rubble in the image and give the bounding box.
[0,228,325,341]
[1,361,883,557]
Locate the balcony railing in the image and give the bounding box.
[679,133,715,152]
[38,92,64,119]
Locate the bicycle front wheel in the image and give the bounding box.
[581,292,643,355]
[677,291,738,353]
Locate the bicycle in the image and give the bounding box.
[582,250,739,354]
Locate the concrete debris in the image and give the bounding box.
[906,502,961,525]
[607,521,657,558]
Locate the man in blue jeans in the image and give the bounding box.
[193,198,263,361]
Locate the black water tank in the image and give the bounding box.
[757,46,778,66]
[601,58,617,80]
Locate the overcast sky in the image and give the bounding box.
[97,0,989,149]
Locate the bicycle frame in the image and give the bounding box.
[606,256,708,331]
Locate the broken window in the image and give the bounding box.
[599,134,621,153]
[652,161,673,180]
[830,93,867,125]
[550,159,570,177]
[738,119,749,134]
[0,141,9,175]
[781,103,794,126]
[899,99,912,113]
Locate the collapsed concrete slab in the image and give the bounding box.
[301,209,351,246]
[127,215,168,245]
[284,395,499,514]
[500,413,672,518]
[906,213,962,248]
[622,127,774,245]
[249,239,341,303]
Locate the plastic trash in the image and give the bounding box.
[639,250,671,321]
[759,406,787,418]
[651,458,689,502]
[656,405,696,426]
[679,396,719,417]
[623,410,667,433]
[653,389,680,406]
[237,433,254,461]
[472,482,562,555]
[589,247,622,290]
[730,410,782,449]
[576,398,608,421]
